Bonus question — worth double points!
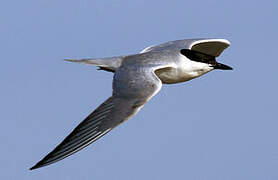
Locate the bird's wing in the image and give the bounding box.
[30,64,172,170]
[140,38,230,57]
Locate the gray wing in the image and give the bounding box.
[141,38,230,57]
[30,65,168,170]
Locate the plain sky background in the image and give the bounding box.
[1,0,277,179]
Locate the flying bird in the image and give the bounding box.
[30,38,232,170]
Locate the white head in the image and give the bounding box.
[180,49,232,80]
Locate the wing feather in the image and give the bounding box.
[30,61,172,170]
[30,97,115,170]
[140,38,230,57]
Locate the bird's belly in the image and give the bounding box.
[155,67,194,84]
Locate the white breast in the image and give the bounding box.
[156,55,214,84]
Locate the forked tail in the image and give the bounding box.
[64,56,124,72]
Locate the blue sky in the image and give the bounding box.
[1,0,278,179]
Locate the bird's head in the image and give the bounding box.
[180,49,232,71]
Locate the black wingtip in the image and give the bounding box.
[29,166,37,170]
[29,164,40,170]
[29,160,45,170]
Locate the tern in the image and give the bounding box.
[30,38,232,170]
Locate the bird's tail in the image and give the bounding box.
[64,56,124,72]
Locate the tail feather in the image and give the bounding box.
[64,56,124,72]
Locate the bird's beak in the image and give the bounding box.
[213,62,233,70]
